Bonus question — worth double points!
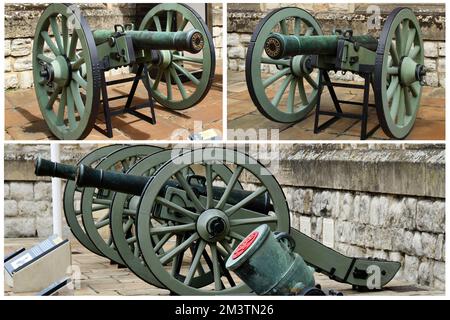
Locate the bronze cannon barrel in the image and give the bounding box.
[35,158,274,214]
[92,29,204,54]
[264,33,378,59]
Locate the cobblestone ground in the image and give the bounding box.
[227,71,445,140]
[4,238,444,296]
[4,63,223,141]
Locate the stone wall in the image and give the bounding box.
[239,143,445,289]
[228,3,446,87]
[4,3,223,89]
[3,143,446,289]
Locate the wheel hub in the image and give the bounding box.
[399,56,425,86]
[291,55,313,78]
[41,55,71,87]
[196,209,230,242]
[159,50,173,69]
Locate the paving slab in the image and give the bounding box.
[4,237,443,296]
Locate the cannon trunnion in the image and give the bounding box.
[246,7,425,139]
[34,145,400,295]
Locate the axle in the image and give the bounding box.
[35,158,274,214]
[264,33,378,59]
[93,29,204,54]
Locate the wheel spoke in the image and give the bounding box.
[156,196,199,220]
[228,231,245,242]
[175,172,205,212]
[68,31,78,59]
[294,18,301,35]
[170,67,187,99]
[178,17,189,31]
[166,11,173,32]
[153,16,162,31]
[279,19,288,35]
[160,233,199,265]
[66,86,77,129]
[172,62,200,86]
[397,88,405,125]
[152,70,163,90]
[390,42,399,66]
[297,78,308,106]
[70,80,85,117]
[41,31,61,56]
[219,240,233,255]
[304,27,314,36]
[304,73,318,89]
[387,76,399,102]
[210,244,223,291]
[287,78,296,113]
[150,223,196,235]
[216,166,243,210]
[205,164,213,209]
[126,236,136,244]
[61,16,68,53]
[262,68,290,88]
[390,85,401,120]
[50,17,64,54]
[395,24,404,56]
[410,81,420,98]
[271,74,292,107]
[46,86,62,110]
[95,218,110,229]
[71,56,85,70]
[261,57,290,67]
[165,69,173,100]
[184,240,207,285]
[56,88,66,125]
[230,215,278,227]
[37,54,53,64]
[408,46,420,60]
[225,186,268,217]
[405,26,416,57]
[173,54,203,64]
[404,86,413,116]
[72,71,87,89]
[154,232,173,252]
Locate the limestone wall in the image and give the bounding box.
[4,3,223,89]
[227,3,445,87]
[3,143,445,289]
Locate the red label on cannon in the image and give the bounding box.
[232,231,259,259]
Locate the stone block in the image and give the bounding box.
[10,38,32,57]
[418,260,434,286]
[424,58,437,72]
[5,73,19,89]
[4,217,36,237]
[10,182,34,200]
[18,70,34,89]
[228,33,240,47]
[403,255,419,283]
[416,200,445,233]
[5,39,11,56]
[18,200,51,217]
[4,200,18,217]
[424,41,438,58]
[13,56,32,71]
[438,42,445,57]
[36,216,54,237]
[227,46,246,59]
[34,181,52,200]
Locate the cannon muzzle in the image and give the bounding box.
[35,157,77,180]
[265,33,378,59]
[93,29,204,54]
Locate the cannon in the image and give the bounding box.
[35,145,400,295]
[246,7,425,139]
[33,3,215,139]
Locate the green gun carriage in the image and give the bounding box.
[33,3,215,139]
[35,145,400,295]
[246,7,426,139]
